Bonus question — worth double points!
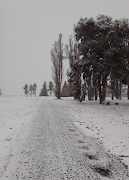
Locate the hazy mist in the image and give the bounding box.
[0,0,129,95]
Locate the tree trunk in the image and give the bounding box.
[111,81,114,100]
[94,86,97,100]
[83,93,85,101]
[102,79,107,102]
[88,86,91,100]
[115,81,119,99]
[125,74,129,100]
[128,85,129,100]
[111,90,114,100]
[119,82,122,100]
[91,88,94,100]
[99,85,102,104]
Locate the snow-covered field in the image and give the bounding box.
[0,96,40,176]
[0,95,129,176]
[58,96,129,168]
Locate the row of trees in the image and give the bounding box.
[39,81,53,96]
[39,80,73,97]
[51,15,129,103]
[23,83,37,96]
[69,15,129,103]
[23,81,54,97]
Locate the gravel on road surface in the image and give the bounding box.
[1,97,129,180]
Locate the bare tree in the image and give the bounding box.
[51,34,64,99]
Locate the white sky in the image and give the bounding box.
[0,0,129,95]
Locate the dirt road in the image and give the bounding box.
[1,97,129,179]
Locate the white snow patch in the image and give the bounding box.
[0,96,40,176]
[0,95,129,176]
[57,97,129,167]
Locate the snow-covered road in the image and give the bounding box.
[0,97,129,179]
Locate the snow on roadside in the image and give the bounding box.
[57,97,129,168]
[0,96,40,176]
[0,95,129,176]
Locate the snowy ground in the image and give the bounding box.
[0,96,40,177]
[0,96,129,179]
[58,96,129,168]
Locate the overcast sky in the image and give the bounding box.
[0,0,129,95]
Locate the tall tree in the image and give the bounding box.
[39,81,48,96]
[72,15,129,102]
[29,84,33,96]
[33,83,37,96]
[65,36,81,100]
[23,84,29,96]
[51,34,64,99]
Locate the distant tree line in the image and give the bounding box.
[23,81,56,97]
[39,80,72,97]
[39,81,54,96]
[51,14,129,103]
[23,83,37,97]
